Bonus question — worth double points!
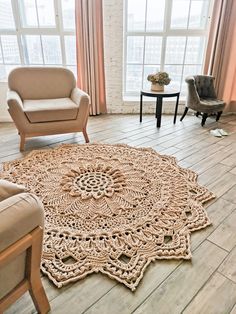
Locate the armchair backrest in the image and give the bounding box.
[8,67,76,100]
[193,75,217,99]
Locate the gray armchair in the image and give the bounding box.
[180,75,225,126]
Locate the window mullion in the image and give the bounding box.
[33,0,45,64]
[161,0,172,71]
[0,37,5,63]
[11,0,25,65]
[35,0,40,27]
[179,0,192,91]
[141,0,148,90]
[39,35,45,64]
[33,0,46,64]
[55,0,66,67]
[165,0,172,34]
[123,0,128,96]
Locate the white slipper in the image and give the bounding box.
[217,129,229,136]
[210,129,222,137]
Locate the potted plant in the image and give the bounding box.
[147,71,171,92]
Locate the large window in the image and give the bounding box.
[0,0,76,80]
[124,0,213,96]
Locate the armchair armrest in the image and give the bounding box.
[71,87,90,107]
[7,90,23,111]
[0,193,44,253]
[185,76,195,84]
[0,179,25,202]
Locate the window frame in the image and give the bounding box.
[123,0,214,97]
[0,0,76,80]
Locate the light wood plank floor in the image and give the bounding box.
[1,113,236,314]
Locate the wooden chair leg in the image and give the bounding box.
[83,128,89,143]
[180,107,189,121]
[29,277,50,314]
[216,111,223,121]
[19,134,25,152]
[0,228,50,314]
[27,228,50,314]
[201,113,208,126]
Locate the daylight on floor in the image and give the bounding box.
[0,0,236,314]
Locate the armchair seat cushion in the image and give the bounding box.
[199,98,225,114]
[23,98,79,123]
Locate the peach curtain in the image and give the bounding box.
[75,0,107,115]
[204,0,236,112]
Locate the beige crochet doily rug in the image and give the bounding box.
[1,143,214,291]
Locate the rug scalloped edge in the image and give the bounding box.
[41,246,192,291]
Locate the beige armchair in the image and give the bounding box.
[7,67,90,151]
[0,180,50,313]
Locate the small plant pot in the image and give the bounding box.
[151,83,164,92]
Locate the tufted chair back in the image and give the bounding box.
[193,75,217,99]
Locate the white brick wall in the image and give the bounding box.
[103,0,123,113]
[103,0,185,114]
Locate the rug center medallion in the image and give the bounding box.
[61,166,126,200]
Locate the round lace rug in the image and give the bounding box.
[1,144,214,290]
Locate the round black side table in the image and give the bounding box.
[140,89,180,128]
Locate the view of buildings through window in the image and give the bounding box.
[0,0,212,96]
[124,0,213,96]
[0,0,76,80]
